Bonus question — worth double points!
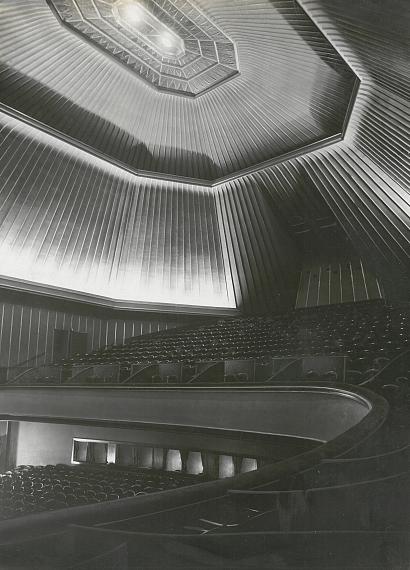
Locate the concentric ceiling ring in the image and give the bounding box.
[47,0,239,96]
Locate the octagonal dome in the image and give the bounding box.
[0,0,358,182]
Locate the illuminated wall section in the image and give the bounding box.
[0,114,235,309]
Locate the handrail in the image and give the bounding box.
[187,361,222,384]
[321,443,410,464]
[263,357,300,383]
[7,366,50,385]
[67,364,120,384]
[66,365,96,384]
[263,355,346,384]
[228,469,410,496]
[6,352,47,383]
[359,347,410,386]
[121,363,157,384]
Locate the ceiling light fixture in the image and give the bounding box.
[47,0,240,96]
[121,3,143,24]
[159,33,174,49]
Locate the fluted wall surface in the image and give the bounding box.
[0,298,188,370]
[0,0,409,313]
[295,257,382,309]
[347,83,410,191]
[290,0,409,301]
[301,145,410,301]
[300,143,409,269]
[227,127,409,303]
[0,113,234,309]
[215,181,300,313]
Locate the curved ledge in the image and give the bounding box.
[0,90,358,187]
[0,383,388,544]
[0,384,377,443]
[0,274,239,316]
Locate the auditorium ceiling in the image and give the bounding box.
[47,0,239,97]
[0,0,408,311]
[0,0,357,183]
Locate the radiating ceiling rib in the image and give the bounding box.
[0,0,409,311]
[299,0,410,97]
[0,0,356,181]
[0,116,235,308]
[347,84,410,190]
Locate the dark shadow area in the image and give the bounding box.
[273,0,358,134]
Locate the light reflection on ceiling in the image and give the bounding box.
[114,3,185,58]
[1,0,358,181]
[0,0,408,311]
[47,0,239,96]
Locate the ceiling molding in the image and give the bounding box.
[0,0,358,180]
[0,99,360,188]
[0,275,240,317]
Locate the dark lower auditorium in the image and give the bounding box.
[0,0,409,568]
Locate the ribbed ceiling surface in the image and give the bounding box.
[301,0,410,98]
[47,0,240,96]
[0,0,409,311]
[0,0,356,182]
[0,112,235,308]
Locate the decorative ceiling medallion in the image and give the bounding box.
[47,0,239,96]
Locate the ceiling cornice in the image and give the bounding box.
[0,75,360,189]
[0,274,240,316]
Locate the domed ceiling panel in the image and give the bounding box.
[47,0,239,96]
[0,0,358,182]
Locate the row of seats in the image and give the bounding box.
[0,464,204,520]
[7,300,410,386]
[61,300,409,370]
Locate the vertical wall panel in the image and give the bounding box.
[343,265,353,303]
[0,295,194,370]
[215,181,300,313]
[295,258,382,309]
[0,115,235,310]
[298,142,410,302]
[292,0,410,302]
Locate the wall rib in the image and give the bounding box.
[215,180,300,313]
